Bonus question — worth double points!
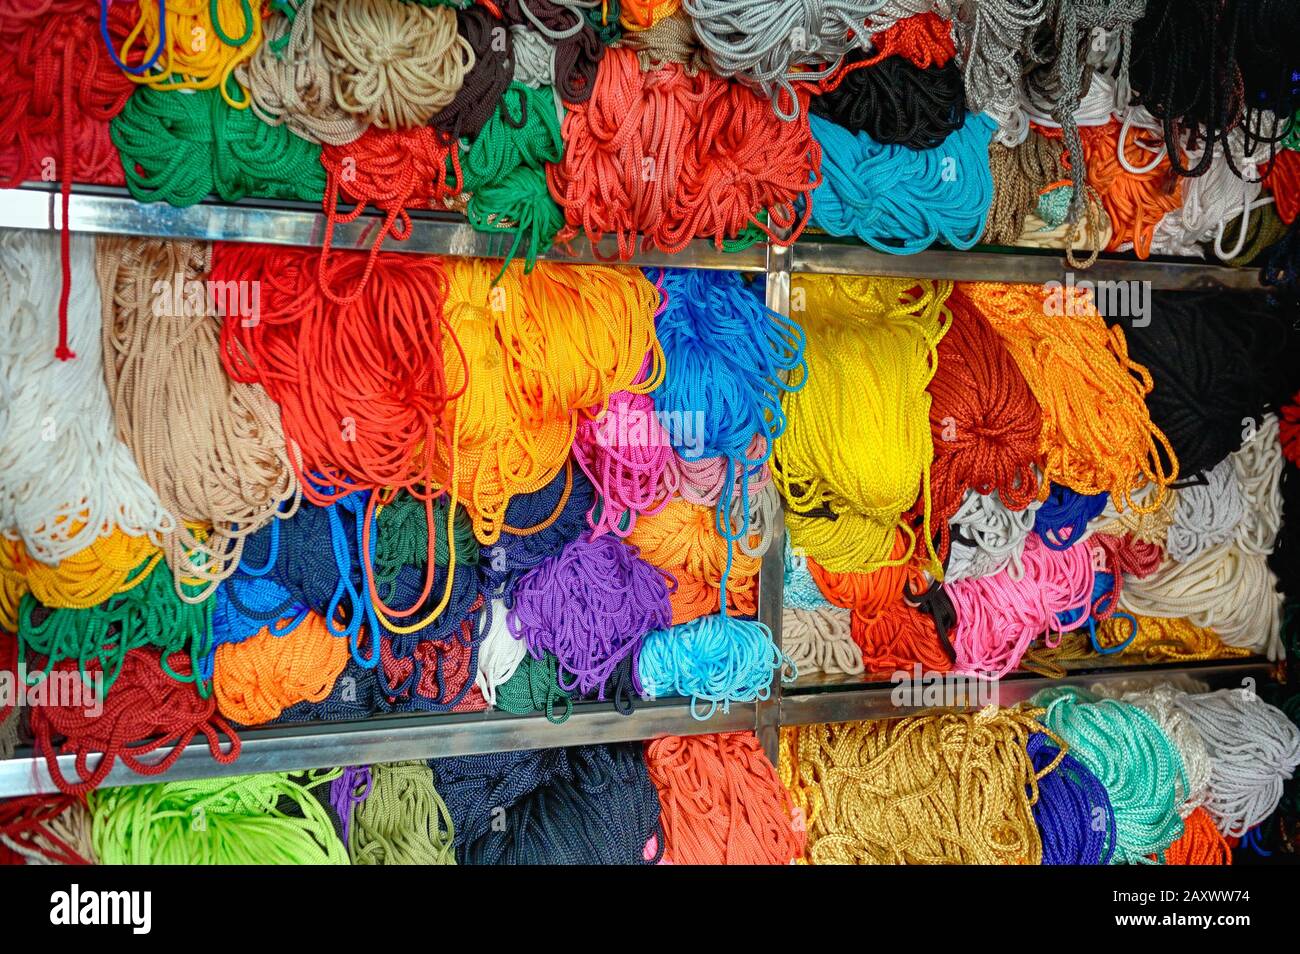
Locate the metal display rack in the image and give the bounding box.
[0,183,1274,797]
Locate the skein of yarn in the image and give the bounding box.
[213,611,348,725]
[347,761,456,865]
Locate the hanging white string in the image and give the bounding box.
[1166,454,1246,563]
[474,598,528,707]
[1233,414,1284,557]
[943,489,1039,583]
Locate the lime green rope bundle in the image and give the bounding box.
[89,770,349,865]
[458,83,565,273]
[1034,686,1187,864]
[111,86,326,208]
[18,556,214,696]
[496,651,571,723]
[348,762,456,865]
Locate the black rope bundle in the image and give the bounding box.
[430,744,663,864]
[431,5,517,142]
[1119,291,1295,479]
[498,0,605,103]
[1268,463,1300,602]
[809,52,965,150]
[1236,0,1300,146]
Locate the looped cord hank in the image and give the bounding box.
[213,610,348,725]
[0,794,95,865]
[1028,731,1115,865]
[782,605,864,676]
[431,5,515,141]
[1166,455,1245,563]
[1159,807,1231,864]
[89,770,348,864]
[347,761,456,864]
[954,0,1048,146]
[811,52,965,150]
[497,0,606,103]
[645,732,803,864]
[0,231,172,563]
[944,490,1039,583]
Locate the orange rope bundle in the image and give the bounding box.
[852,599,953,675]
[644,732,804,865]
[1077,121,1184,258]
[626,499,760,624]
[925,287,1042,559]
[958,282,1176,512]
[548,47,821,258]
[317,126,461,304]
[1157,807,1231,864]
[436,258,662,544]
[808,531,923,628]
[213,612,347,725]
[1263,148,1300,225]
[819,11,956,94]
[214,242,459,506]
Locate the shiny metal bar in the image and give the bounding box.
[0,699,757,797]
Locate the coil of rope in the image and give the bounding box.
[346,761,456,864]
[1028,731,1115,865]
[213,610,348,725]
[0,794,95,865]
[782,605,865,677]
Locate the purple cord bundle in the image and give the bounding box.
[508,535,674,698]
[329,765,373,845]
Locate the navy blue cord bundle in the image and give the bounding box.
[273,655,380,725]
[430,744,663,864]
[1033,484,1109,550]
[1029,732,1116,865]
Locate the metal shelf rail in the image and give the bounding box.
[0,183,1277,796]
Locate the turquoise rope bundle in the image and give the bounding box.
[808,111,996,253]
[1034,686,1187,864]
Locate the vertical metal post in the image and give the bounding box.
[755,230,793,765]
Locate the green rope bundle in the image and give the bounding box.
[1034,686,1187,864]
[89,771,349,865]
[347,762,456,865]
[586,0,622,44]
[458,83,565,272]
[111,86,326,207]
[496,651,571,723]
[18,556,214,696]
[373,493,479,588]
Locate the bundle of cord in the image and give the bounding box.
[477,464,595,600]
[1159,807,1231,864]
[213,242,456,501]
[809,529,921,627]
[620,0,681,30]
[626,501,760,624]
[89,770,348,864]
[1034,687,1187,863]
[852,10,956,69]
[345,761,455,865]
[1233,415,1284,557]
[808,111,996,252]
[548,47,821,257]
[237,0,367,146]
[789,708,1053,864]
[1033,485,1108,550]
[783,605,865,677]
[1085,613,1251,663]
[494,650,573,722]
[810,52,964,150]
[1100,684,1212,818]
[429,6,515,141]
[373,598,484,713]
[953,0,1049,146]
[0,794,95,865]
[775,276,950,576]
[438,259,660,543]
[573,388,673,537]
[783,537,831,610]
[1219,201,1290,266]
[1090,481,1174,546]
[1085,530,1162,617]
[329,764,371,849]
[0,630,17,762]
[275,654,381,723]
[0,530,163,633]
[1027,732,1115,865]
[213,611,348,725]
[851,598,953,674]
[946,534,1094,678]
[644,732,803,864]
[456,82,565,270]
[492,0,609,104]
[18,552,213,694]
[1174,688,1300,837]
[1263,149,1300,225]
[1120,542,1283,658]
[474,599,525,706]
[943,490,1039,583]
[97,237,300,599]
[1070,121,1183,258]
[1166,456,1246,563]
[430,744,663,864]
[28,649,239,795]
[619,10,708,72]
[508,534,671,698]
[958,281,1175,509]
[652,267,805,554]
[638,614,793,716]
[0,231,172,562]
[111,85,326,207]
[207,567,309,679]
[924,284,1042,558]
[680,0,882,119]
[110,0,264,107]
[313,0,474,130]
[1014,203,1114,255]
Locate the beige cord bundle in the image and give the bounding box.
[0,800,96,865]
[316,0,475,130]
[786,708,1053,865]
[0,701,18,762]
[983,131,1067,244]
[1091,480,1174,546]
[239,0,367,146]
[783,605,864,677]
[96,237,300,601]
[1233,414,1284,556]
[1119,542,1284,659]
[349,762,457,865]
[619,10,709,72]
